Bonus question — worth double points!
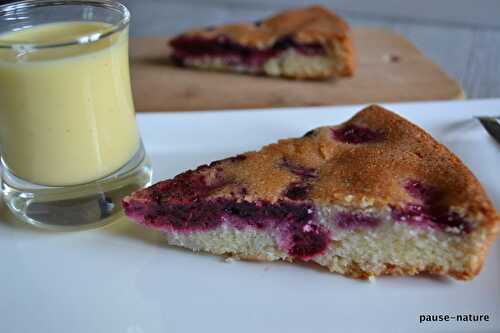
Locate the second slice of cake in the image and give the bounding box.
[169,6,354,79]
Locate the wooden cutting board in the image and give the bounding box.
[130,29,464,112]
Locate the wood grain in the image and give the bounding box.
[130,29,463,112]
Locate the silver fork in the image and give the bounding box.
[476,116,500,144]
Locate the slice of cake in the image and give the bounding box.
[123,105,499,280]
[169,5,354,79]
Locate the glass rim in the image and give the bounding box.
[0,0,130,50]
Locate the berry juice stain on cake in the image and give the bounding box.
[331,124,381,144]
[393,179,472,233]
[404,179,438,202]
[391,203,471,234]
[284,221,330,259]
[332,212,380,230]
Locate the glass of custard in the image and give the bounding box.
[0,0,152,230]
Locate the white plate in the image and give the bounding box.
[1,99,499,333]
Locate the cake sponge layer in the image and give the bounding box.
[158,204,491,280]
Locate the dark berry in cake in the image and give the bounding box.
[331,124,381,144]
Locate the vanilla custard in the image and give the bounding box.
[0,22,140,186]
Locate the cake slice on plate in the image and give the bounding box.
[123,105,499,280]
[169,5,354,79]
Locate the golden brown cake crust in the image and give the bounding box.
[173,5,355,76]
[184,6,349,48]
[218,105,496,222]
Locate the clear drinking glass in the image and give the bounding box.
[0,0,152,230]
